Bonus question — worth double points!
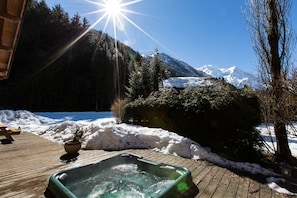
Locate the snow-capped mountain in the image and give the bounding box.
[196,65,259,89]
[142,52,206,77]
[143,51,258,89]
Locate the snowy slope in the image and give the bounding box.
[143,51,259,89]
[196,65,259,89]
[142,52,207,77]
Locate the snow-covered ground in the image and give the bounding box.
[0,110,296,195]
[257,123,297,158]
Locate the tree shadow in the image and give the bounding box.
[267,177,297,194]
[262,135,297,144]
[225,162,297,195]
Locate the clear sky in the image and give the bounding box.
[45,0,297,74]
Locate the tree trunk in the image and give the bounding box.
[274,121,292,161]
[268,0,292,162]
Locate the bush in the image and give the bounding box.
[110,98,130,123]
[122,84,263,161]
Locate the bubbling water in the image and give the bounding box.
[68,163,175,197]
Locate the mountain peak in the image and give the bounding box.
[143,51,258,89]
[143,52,207,77]
[222,66,236,73]
[196,65,258,89]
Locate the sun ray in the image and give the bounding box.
[120,13,176,56]
[83,9,107,16]
[85,0,105,7]
[121,0,142,7]
[80,0,176,98]
[38,0,148,89]
[120,9,142,15]
[84,0,169,51]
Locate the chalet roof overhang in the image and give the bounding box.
[0,0,28,80]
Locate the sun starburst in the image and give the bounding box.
[85,0,143,33]
[82,0,173,98]
[105,0,122,17]
[83,0,145,97]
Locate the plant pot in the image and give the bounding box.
[64,141,81,154]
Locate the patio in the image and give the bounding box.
[0,132,284,197]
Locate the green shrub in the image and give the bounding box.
[122,83,263,161]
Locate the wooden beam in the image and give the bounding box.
[0,70,8,79]
[0,0,28,80]
[0,0,7,13]
[0,61,8,67]
[0,44,12,51]
[0,13,20,23]
[0,12,20,23]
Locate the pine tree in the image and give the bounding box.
[126,50,169,100]
[141,61,151,97]
[150,51,161,92]
[126,54,143,100]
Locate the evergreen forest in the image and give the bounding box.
[0,0,143,111]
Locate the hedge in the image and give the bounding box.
[122,84,263,160]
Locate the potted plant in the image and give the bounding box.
[64,128,84,154]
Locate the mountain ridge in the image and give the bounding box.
[143,52,259,89]
[142,52,207,77]
[196,64,259,89]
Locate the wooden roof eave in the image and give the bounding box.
[0,0,28,80]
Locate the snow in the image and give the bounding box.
[163,77,213,88]
[143,52,206,77]
[196,64,259,89]
[257,123,297,156]
[267,177,297,196]
[143,52,259,88]
[1,110,296,195]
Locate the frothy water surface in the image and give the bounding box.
[67,163,174,197]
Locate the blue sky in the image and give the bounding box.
[45,0,297,74]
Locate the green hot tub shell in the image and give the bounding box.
[45,153,198,198]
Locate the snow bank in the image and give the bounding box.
[0,110,53,126]
[85,124,281,177]
[267,177,297,196]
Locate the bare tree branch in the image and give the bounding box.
[244,0,295,162]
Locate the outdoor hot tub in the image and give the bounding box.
[45,153,198,197]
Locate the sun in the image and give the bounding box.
[104,0,122,17]
[85,0,143,32]
[81,0,171,98]
[84,0,171,61]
